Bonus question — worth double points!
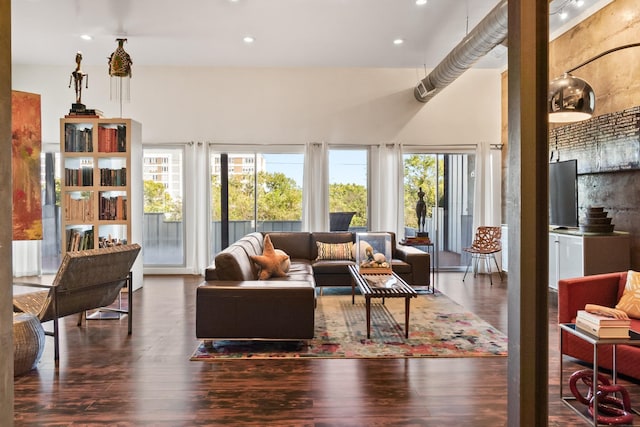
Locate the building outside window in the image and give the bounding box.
[142,147,185,266]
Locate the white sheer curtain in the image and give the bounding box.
[12,240,42,277]
[369,143,404,237]
[302,142,328,231]
[186,141,209,274]
[472,142,502,232]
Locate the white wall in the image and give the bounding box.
[13,65,501,147]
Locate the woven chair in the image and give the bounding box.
[462,226,503,285]
[329,212,356,231]
[13,243,141,363]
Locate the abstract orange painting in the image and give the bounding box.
[12,90,42,240]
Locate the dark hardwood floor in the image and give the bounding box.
[13,272,640,426]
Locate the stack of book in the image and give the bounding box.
[404,236,432,245]
[575,310,631,338]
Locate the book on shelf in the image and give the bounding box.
[64,124,93,152]
[98,125,127,153]
[65,228,94,251]
[576,309,631,327]
[575,318,630,339]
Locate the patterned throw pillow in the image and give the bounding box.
[315,241,354,261]
[615,270,640,319]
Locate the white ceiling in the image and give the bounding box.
[11,0,605,69]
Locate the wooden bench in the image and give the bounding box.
[348,265,417,339]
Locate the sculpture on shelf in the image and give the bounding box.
[68,51,88,110]
[415,187,428,237]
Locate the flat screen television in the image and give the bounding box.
[549,159,578,228]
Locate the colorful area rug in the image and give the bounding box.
[190,291,508,360]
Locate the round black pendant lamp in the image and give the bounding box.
[548,42,640,123]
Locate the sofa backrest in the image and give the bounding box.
[266,232,313,260]
[212,231,401,280]
[617,271,629,301]
[242,232,264,255]
[214,232,264,280]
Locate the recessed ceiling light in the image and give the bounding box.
[243,36,255,44]
[80,34,92,41]
[416,0,427,5]
[559,9,568,20]
[393,38,404,45]
[574,0,584,6]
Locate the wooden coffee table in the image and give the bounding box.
[348,265,417,339]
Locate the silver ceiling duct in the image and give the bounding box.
[414,0,508,103]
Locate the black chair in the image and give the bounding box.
[329,212,356,231]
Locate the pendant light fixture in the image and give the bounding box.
[548,42,640,123]
[108,38,133,117]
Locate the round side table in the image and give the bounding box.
[13,312,45,376]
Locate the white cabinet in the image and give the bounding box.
[548,231,630,290]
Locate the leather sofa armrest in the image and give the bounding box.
[394,245,430,287]
[557,272,623,324]
[204,265,218,281]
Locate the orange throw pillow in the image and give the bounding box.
[615,270,640,319]
[250,234,290,280]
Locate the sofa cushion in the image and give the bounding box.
[250,235,290,280]
[311,259,355,275]
[276,261,315,284]
[266,232,313,260]
[390,259,412,274]
[315,241,354,260]
[616,270,640,319]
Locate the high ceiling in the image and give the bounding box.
[11,0,605,69]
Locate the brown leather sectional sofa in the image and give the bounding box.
[196,231,430,341]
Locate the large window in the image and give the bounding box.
[210,151,304,255]
[143,147,185,266]
[403,152,475,270]
[328,148,368,231]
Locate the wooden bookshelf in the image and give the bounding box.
[60,117,143,289]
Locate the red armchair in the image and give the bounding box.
[558,271,640,380]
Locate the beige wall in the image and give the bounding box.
[13,65,502,148]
